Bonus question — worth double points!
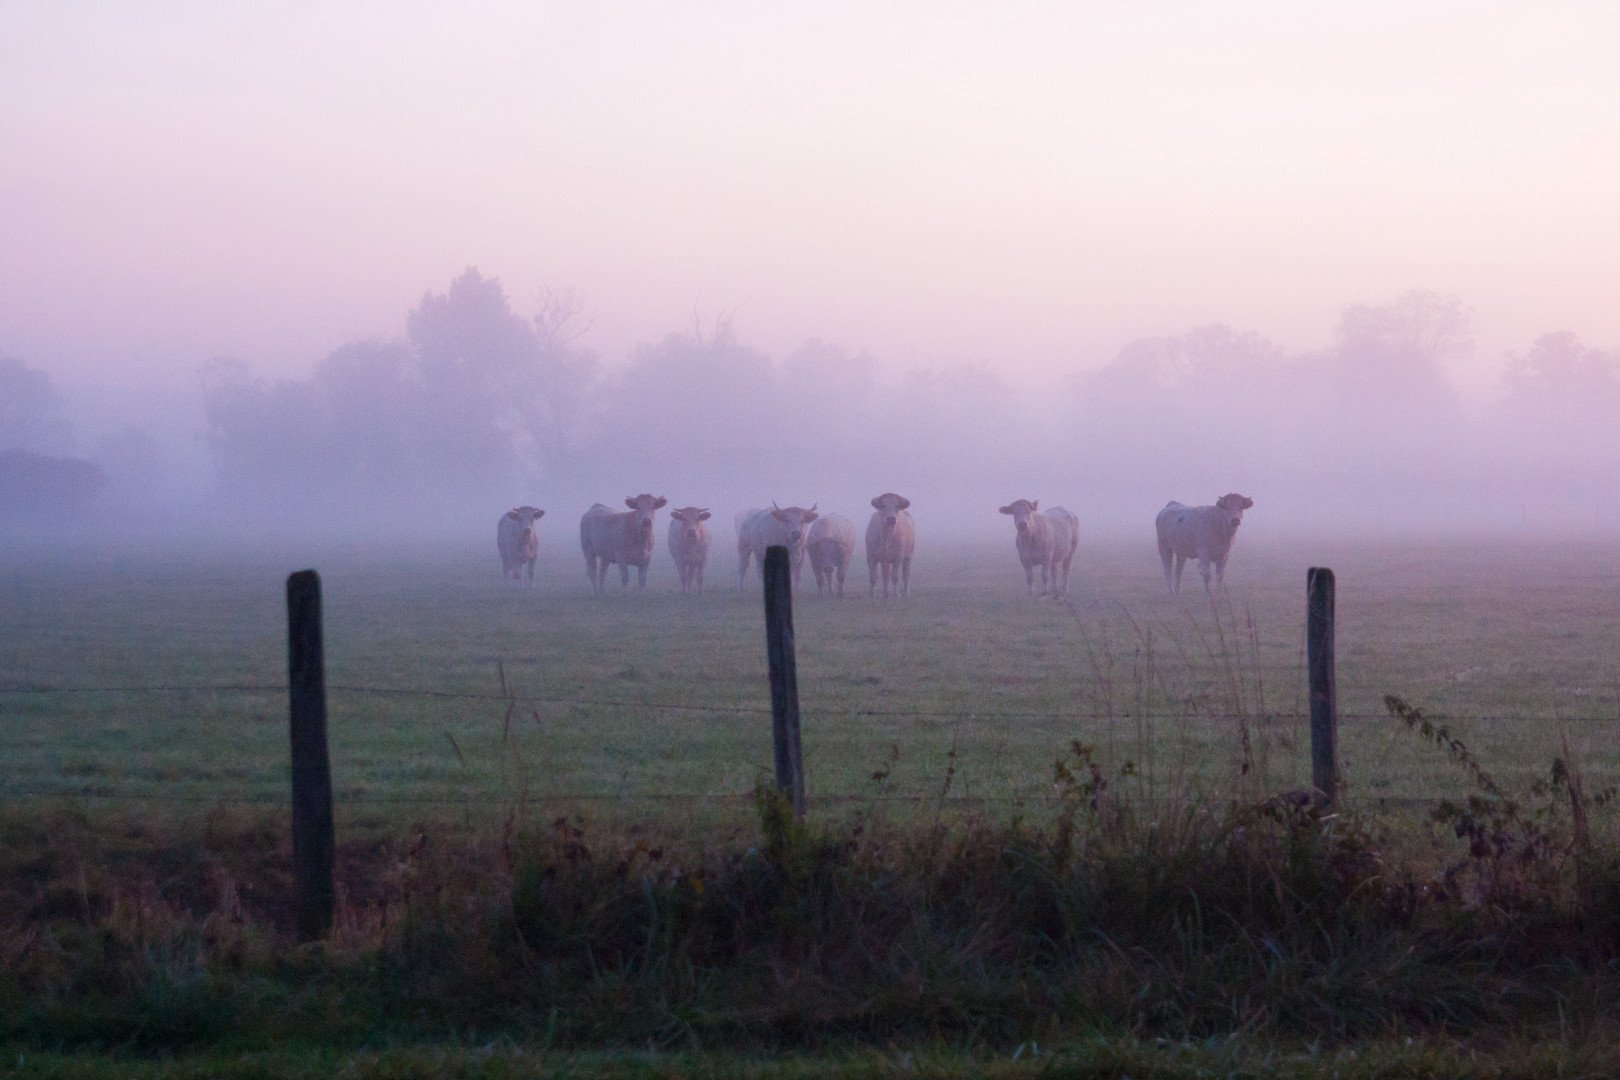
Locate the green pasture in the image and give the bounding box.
[4,535,1620,824]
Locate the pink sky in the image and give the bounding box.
[3,2,1617,391]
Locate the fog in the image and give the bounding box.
[6,269,1620,548]
[3,4,1619,549]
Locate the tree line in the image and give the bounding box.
[4,270,1618,533]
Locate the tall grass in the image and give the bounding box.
[8,695,1620,1057]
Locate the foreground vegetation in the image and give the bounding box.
[7,697,1620,1074]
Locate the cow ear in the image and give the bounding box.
[1243,497,1254,509]
[872,497,883,509]
[804,510,819,523]
[698,510,711,520]
[534,509,545,518]
[772,508,786,521]
[506,510,519,521]
[999,505,1012,515]
[625,497,637,508]
[654,496,668,508]
[897,497,910,510]
[670,509,684,521]
[1031,500,1039,511]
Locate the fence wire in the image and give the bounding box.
[2,682,1616,725]
[4,681,1617,809]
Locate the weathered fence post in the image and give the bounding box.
[763,545,806,819]
[1306,566,1338,805]
[287,569,335,941]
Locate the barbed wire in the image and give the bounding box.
[0,682,1614,724]
[0,787,1496,808]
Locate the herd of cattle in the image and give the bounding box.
[496,491,1254,598]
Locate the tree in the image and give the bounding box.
[201,268,599,519]
[1501,331,1620,411]
[1329,290,1469,407]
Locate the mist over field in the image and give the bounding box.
[3,4,1618,549]
[5,272,1620,547]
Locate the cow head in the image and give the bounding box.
[771,502,819,546]
[625,494,668,537]
[670,506,711,544]
[870,492,911,534]
[998,499,1039,536]
[1215,494,1253,530]
[506,505,544,530]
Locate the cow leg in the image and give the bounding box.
[619,562,631,592]
[1198,558,1213,594]
[1172,555,1186,594]
[696,564,704,594]
[738,551,750,589]
[836,559,847,597]
[584,555,597,594]
[900,557,910,598]
[869,560,879,598]
[638,563,648,591]
[1024,561,1035,595]
[1158,539,1176,594]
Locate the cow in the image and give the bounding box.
[667,506,712,595]
[1156,494,1254,595]
[496,506,545,585]
[807,513,857,597]
[736,503,819,589]
[998,499,1079,597]
[864,492,916,598]
[579,494,667,594]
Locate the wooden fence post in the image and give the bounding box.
[763,545,806,819]
[1306,566,1338,805]
[287,569,335,941]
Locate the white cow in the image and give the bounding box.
[736,503,819,589]
[580,494,667,594]
[667,506,712,595]
[496,506,545,585]
[1156,494,1253,594]
[807,513,857,597]
[998,499,1079,597]
[864,492,916,599]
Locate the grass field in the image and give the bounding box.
[10,532,1620,1066]
[5,532,1620,824]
